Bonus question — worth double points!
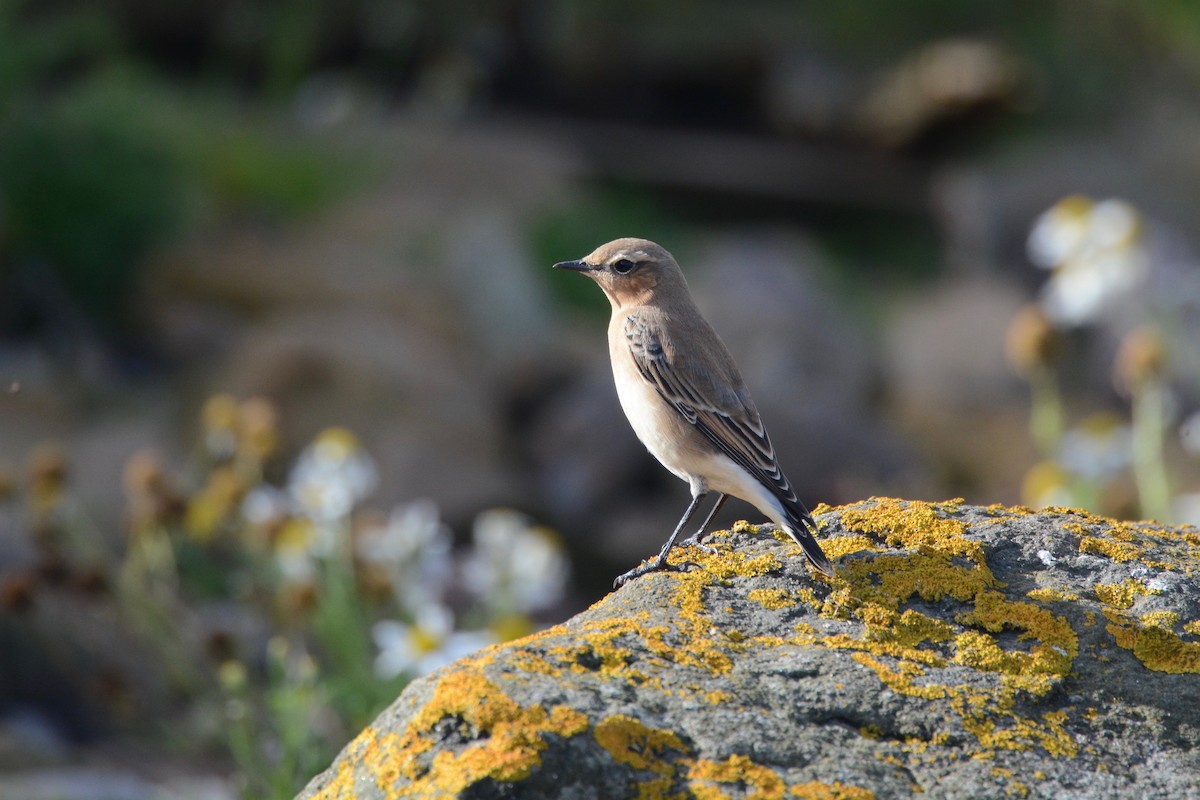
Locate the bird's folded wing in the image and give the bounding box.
[624,312,808,519]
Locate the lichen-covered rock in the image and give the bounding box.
[298,499,1200,800]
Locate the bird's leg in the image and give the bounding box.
[678,493,727,552]
[613,492,707,588]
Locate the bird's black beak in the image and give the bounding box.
[552,259,593,272]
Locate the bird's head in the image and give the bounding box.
[553,238,688,309]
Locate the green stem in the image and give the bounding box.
[1030,367,1065,459]
[1131,380,1173,522]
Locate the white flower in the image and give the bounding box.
[1058,414,1131,481]
[288,427,378,523]
[371,605,495,679]
[242,485,292,525]
[1028,195,1094,268]
[1029,196,1148,326]
[461,509,570,615]
[356,499,454,612]
[272,518,319,582]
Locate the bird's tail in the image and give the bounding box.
[782,502,834,577]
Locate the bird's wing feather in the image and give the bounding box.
[623,311,812,526]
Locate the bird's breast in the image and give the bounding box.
[609,344,696,483]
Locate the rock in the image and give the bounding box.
[0,710,71,770]
[884,275,1027,411]
[205,307,523,515]
[297,499,1200,799]
[883,276,1034,504]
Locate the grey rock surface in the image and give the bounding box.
[298,499,1200,799]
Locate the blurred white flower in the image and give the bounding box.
[371,604,494,679]
[356,499,454,612]
[272,518,319,582]
[288,427,378,523]
[242,485,291,526]
[1028,195,1094,268]
[461,509,570,616]
[1029,196,1148,326]
[1057,413,1131,481]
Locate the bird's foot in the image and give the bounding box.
[613,543,720,589]
[613,558,663,589]
[613,553,695,589]
[677,534,718,556]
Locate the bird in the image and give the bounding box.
[553,237,834,588]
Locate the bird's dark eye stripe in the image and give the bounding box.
[613,258,636,274]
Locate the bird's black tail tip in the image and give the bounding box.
[783,522,835,578]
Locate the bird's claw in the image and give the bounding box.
[613,546,716,589]
[613,558,672,589]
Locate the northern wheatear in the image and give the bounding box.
[554,238,833,588]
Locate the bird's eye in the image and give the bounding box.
[613,258,636,274]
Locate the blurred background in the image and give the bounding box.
[3,1,1200,797]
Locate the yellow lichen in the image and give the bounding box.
[1093,579,1153,609]
[1025,588,1078,602]
[688,754,787,799]
[506,650,562,677]
[402,671,588,790]
[664,547,788,674]
[1059,510,1200,574]
[802,500,1083,762]
[594,714,688,775]
[1104,611,1200,674]
[1079,536,1142,562]
[1184,620,1200,636]
[819,535,881,560]
[789,782,877,800]
[850,652,947,701]
[1140,610,1180,629]
[839,498,982,565]
[955,591,1077,695]
[958,707,1076,759]
[309,665,591,799]
[593,715,877,800]
[748,588,797,610]
[886,608,957,648]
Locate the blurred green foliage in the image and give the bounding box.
[820,210,942,324]
[0,72,187,327]
[0,1,361,336]
[1,0,1199,339]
